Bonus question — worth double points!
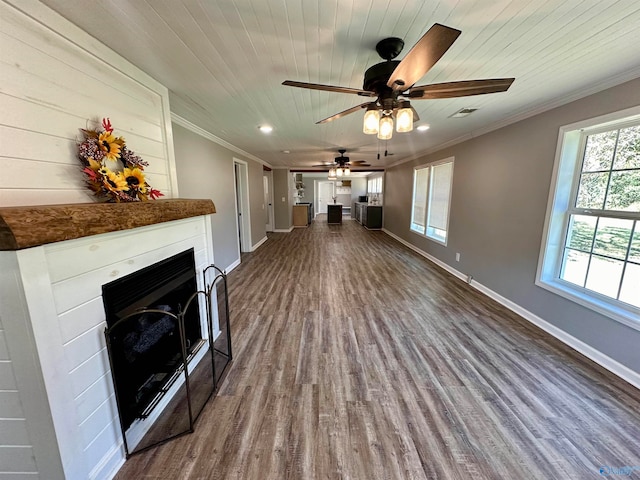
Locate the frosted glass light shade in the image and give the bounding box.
[329,167,336,177]
[336,167,344,177]
[343,167,350,176]
[378,115,393,140]
[363,108,380,134]
[396,106,414,132]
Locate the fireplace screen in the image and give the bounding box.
[103,251,232,457]
[102,249,202,430]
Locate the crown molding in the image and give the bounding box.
[171,113,272,168]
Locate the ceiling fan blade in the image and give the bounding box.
[316,102,371,124]
[407,78,515,99]
[387,23,461,91]
[283,80,375,96]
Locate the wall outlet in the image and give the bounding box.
[455,252,460,262]
[281,196,285,202]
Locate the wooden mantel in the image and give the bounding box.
[0,199,216,251]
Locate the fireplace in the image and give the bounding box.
[102,249,203,430]
[0,199,217,479]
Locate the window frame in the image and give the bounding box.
[536,106,640,330]
[410,157,454,245]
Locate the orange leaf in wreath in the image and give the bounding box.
[82,167,98,179]
[102,118,113,133]
[149,188,164,200]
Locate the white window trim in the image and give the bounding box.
[410,157,454,246]
[536,105,640,331]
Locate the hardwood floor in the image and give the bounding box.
[115,217,640,479]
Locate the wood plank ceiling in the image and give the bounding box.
[38,0,640,168]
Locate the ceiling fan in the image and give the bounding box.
[314,149,370,176]
[283,23,514,139]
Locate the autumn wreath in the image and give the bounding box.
[78,118,163,202]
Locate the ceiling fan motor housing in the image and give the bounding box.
[363,60,401,94]
[375,37,405,60]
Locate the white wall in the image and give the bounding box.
[0,0,177,207]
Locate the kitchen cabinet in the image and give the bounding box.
[293,203,313,227]
[354,202,364,224]
[354,202,382,229]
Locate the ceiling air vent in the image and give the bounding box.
[450,108,478,118]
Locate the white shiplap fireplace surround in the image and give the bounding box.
[0,1,213,477]
[0,200,217,479]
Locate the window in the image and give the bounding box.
[537,107,640,328]
[410,157,454,244]
[368,176,382,194]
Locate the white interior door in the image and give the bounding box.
[317,181,335,214]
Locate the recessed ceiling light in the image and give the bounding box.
[416,124,430,131]
[450,108,478,118]
[258,125,273,133]
[283,150,290,154]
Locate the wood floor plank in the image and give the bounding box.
[115,216,640,479]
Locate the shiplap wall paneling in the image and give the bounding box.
[0,1,177,207]
[0,252,65,479]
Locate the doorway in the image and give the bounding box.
[316,181,335,214]
[233,159,251,253]
[263,171,274,232]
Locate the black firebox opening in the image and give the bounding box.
[102,249,202,430]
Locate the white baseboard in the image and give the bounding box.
[251,236,268,251]
[91,443,125,480]
[273,227,294,233]
[225,258,241,274]
[382,229,640,390]
[383,229,468,282]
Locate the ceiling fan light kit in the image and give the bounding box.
[362,100,414,137]
[283,22,514,141]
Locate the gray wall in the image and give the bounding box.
[384,77,640,373]
[172,123,266,270]
[273,168,291,230]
